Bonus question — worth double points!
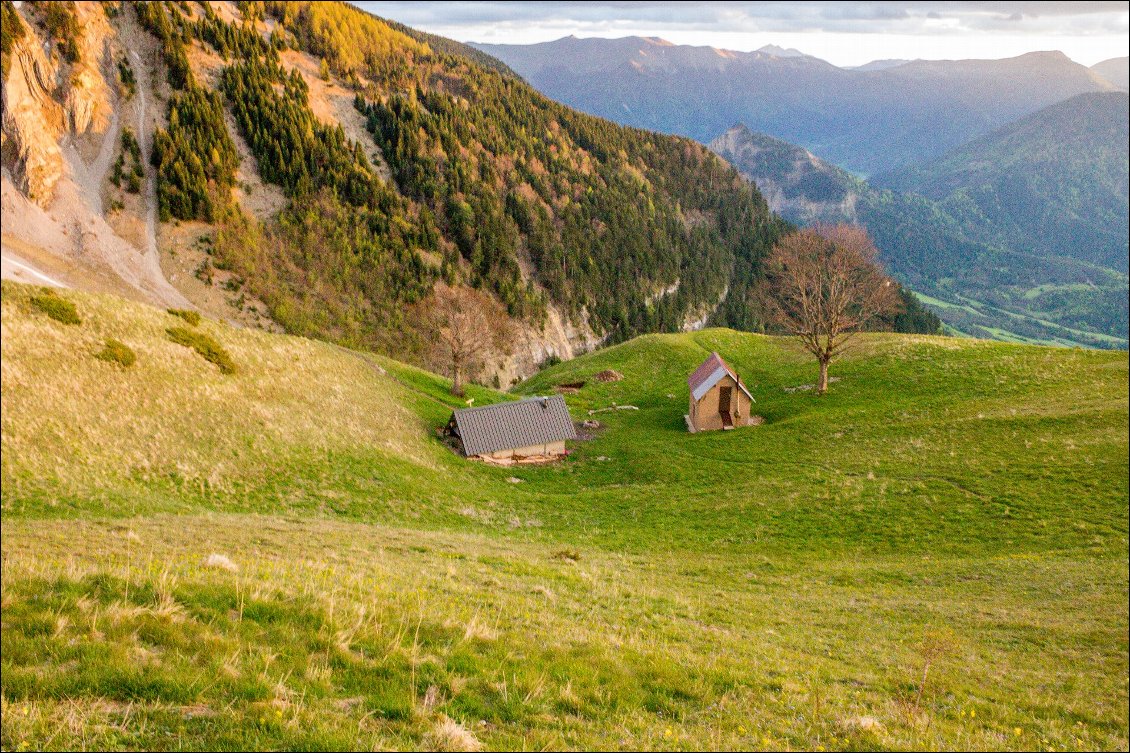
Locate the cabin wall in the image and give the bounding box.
[477,440,567,460]
[690,375,753,431]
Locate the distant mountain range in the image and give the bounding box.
[1092,57,1129,90]
[711,92,1129,348]
[473,37,1118,176]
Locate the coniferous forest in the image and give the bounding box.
[131,0,934,359]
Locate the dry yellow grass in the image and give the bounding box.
[1,281,436,502]
[424,715,483,752]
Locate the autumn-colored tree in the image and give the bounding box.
[421,284,514,396]
[761,224,902,394]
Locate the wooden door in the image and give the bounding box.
[718,386,733,428]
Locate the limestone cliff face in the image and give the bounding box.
[709,125,861,227]
[2,34,65,205]
[1,3,115,206]
[499,304,604,386]
[64,2,114,135]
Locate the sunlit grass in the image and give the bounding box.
[2,280,1127,750]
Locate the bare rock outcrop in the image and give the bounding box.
[2,35,65,205]
[64,2,114,135]
[496,303,605,386]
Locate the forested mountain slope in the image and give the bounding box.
[712,124,1129,348]
[877,92,1129,272]
[4,0,803,381]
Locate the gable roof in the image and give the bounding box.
[688,352,754,402]
[451,396,576,457]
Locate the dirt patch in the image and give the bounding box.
[105,191,150,250]
[478,453,567,467]
[554,380,586,394]
[783,377,841,393]
[593,369,623,382]
[156,220,280,332]
[186,34,227,90]
[279,50,392,181]
[227,110,287,220]
[574,419,604,441]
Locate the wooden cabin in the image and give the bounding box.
[448,396,577,462]
[686,352,755,433]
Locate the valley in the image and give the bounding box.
[711,115,1129,349]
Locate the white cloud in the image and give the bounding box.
[354,1,1130,66]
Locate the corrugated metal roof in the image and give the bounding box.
[688,352,754,402]
[451,396,577,457]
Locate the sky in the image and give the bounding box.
[354,1,1130,67]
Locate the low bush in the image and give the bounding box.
[30,290,80,325]
[167,308,202,326]
[94,338,137,368]
[165,326,236,374]
[538,353,562,370]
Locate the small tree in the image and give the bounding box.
[761,224,901,394]
[421,283,513,396]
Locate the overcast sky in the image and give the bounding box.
[353,1,1130,67]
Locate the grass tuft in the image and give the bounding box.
[30,290,80,325]
[167,308,202,326]
[165,326,236,374]
[94,339,137,368]
[204,553,238,572]
[424,716,483,752]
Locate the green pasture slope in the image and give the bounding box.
[1,280,1127,751]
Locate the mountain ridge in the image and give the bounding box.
[711,115,1128,348]
[877,91,1130,272]
[473,36,1115,175]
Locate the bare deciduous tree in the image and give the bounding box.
[421,283,513,396]
[760,224,902,394]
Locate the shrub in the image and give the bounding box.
[117,57,136,97]
[30,290,80,325]
[167,308,202,326]
[165,326,236,374]
[95,339,137,368]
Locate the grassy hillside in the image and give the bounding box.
[2,281,1128,750]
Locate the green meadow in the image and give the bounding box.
[2,280,1127,751]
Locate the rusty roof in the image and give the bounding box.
[451,396,576,457]
[688,352,754,402]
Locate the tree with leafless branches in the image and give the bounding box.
[420,283,514,396]
[759,224,902,395]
